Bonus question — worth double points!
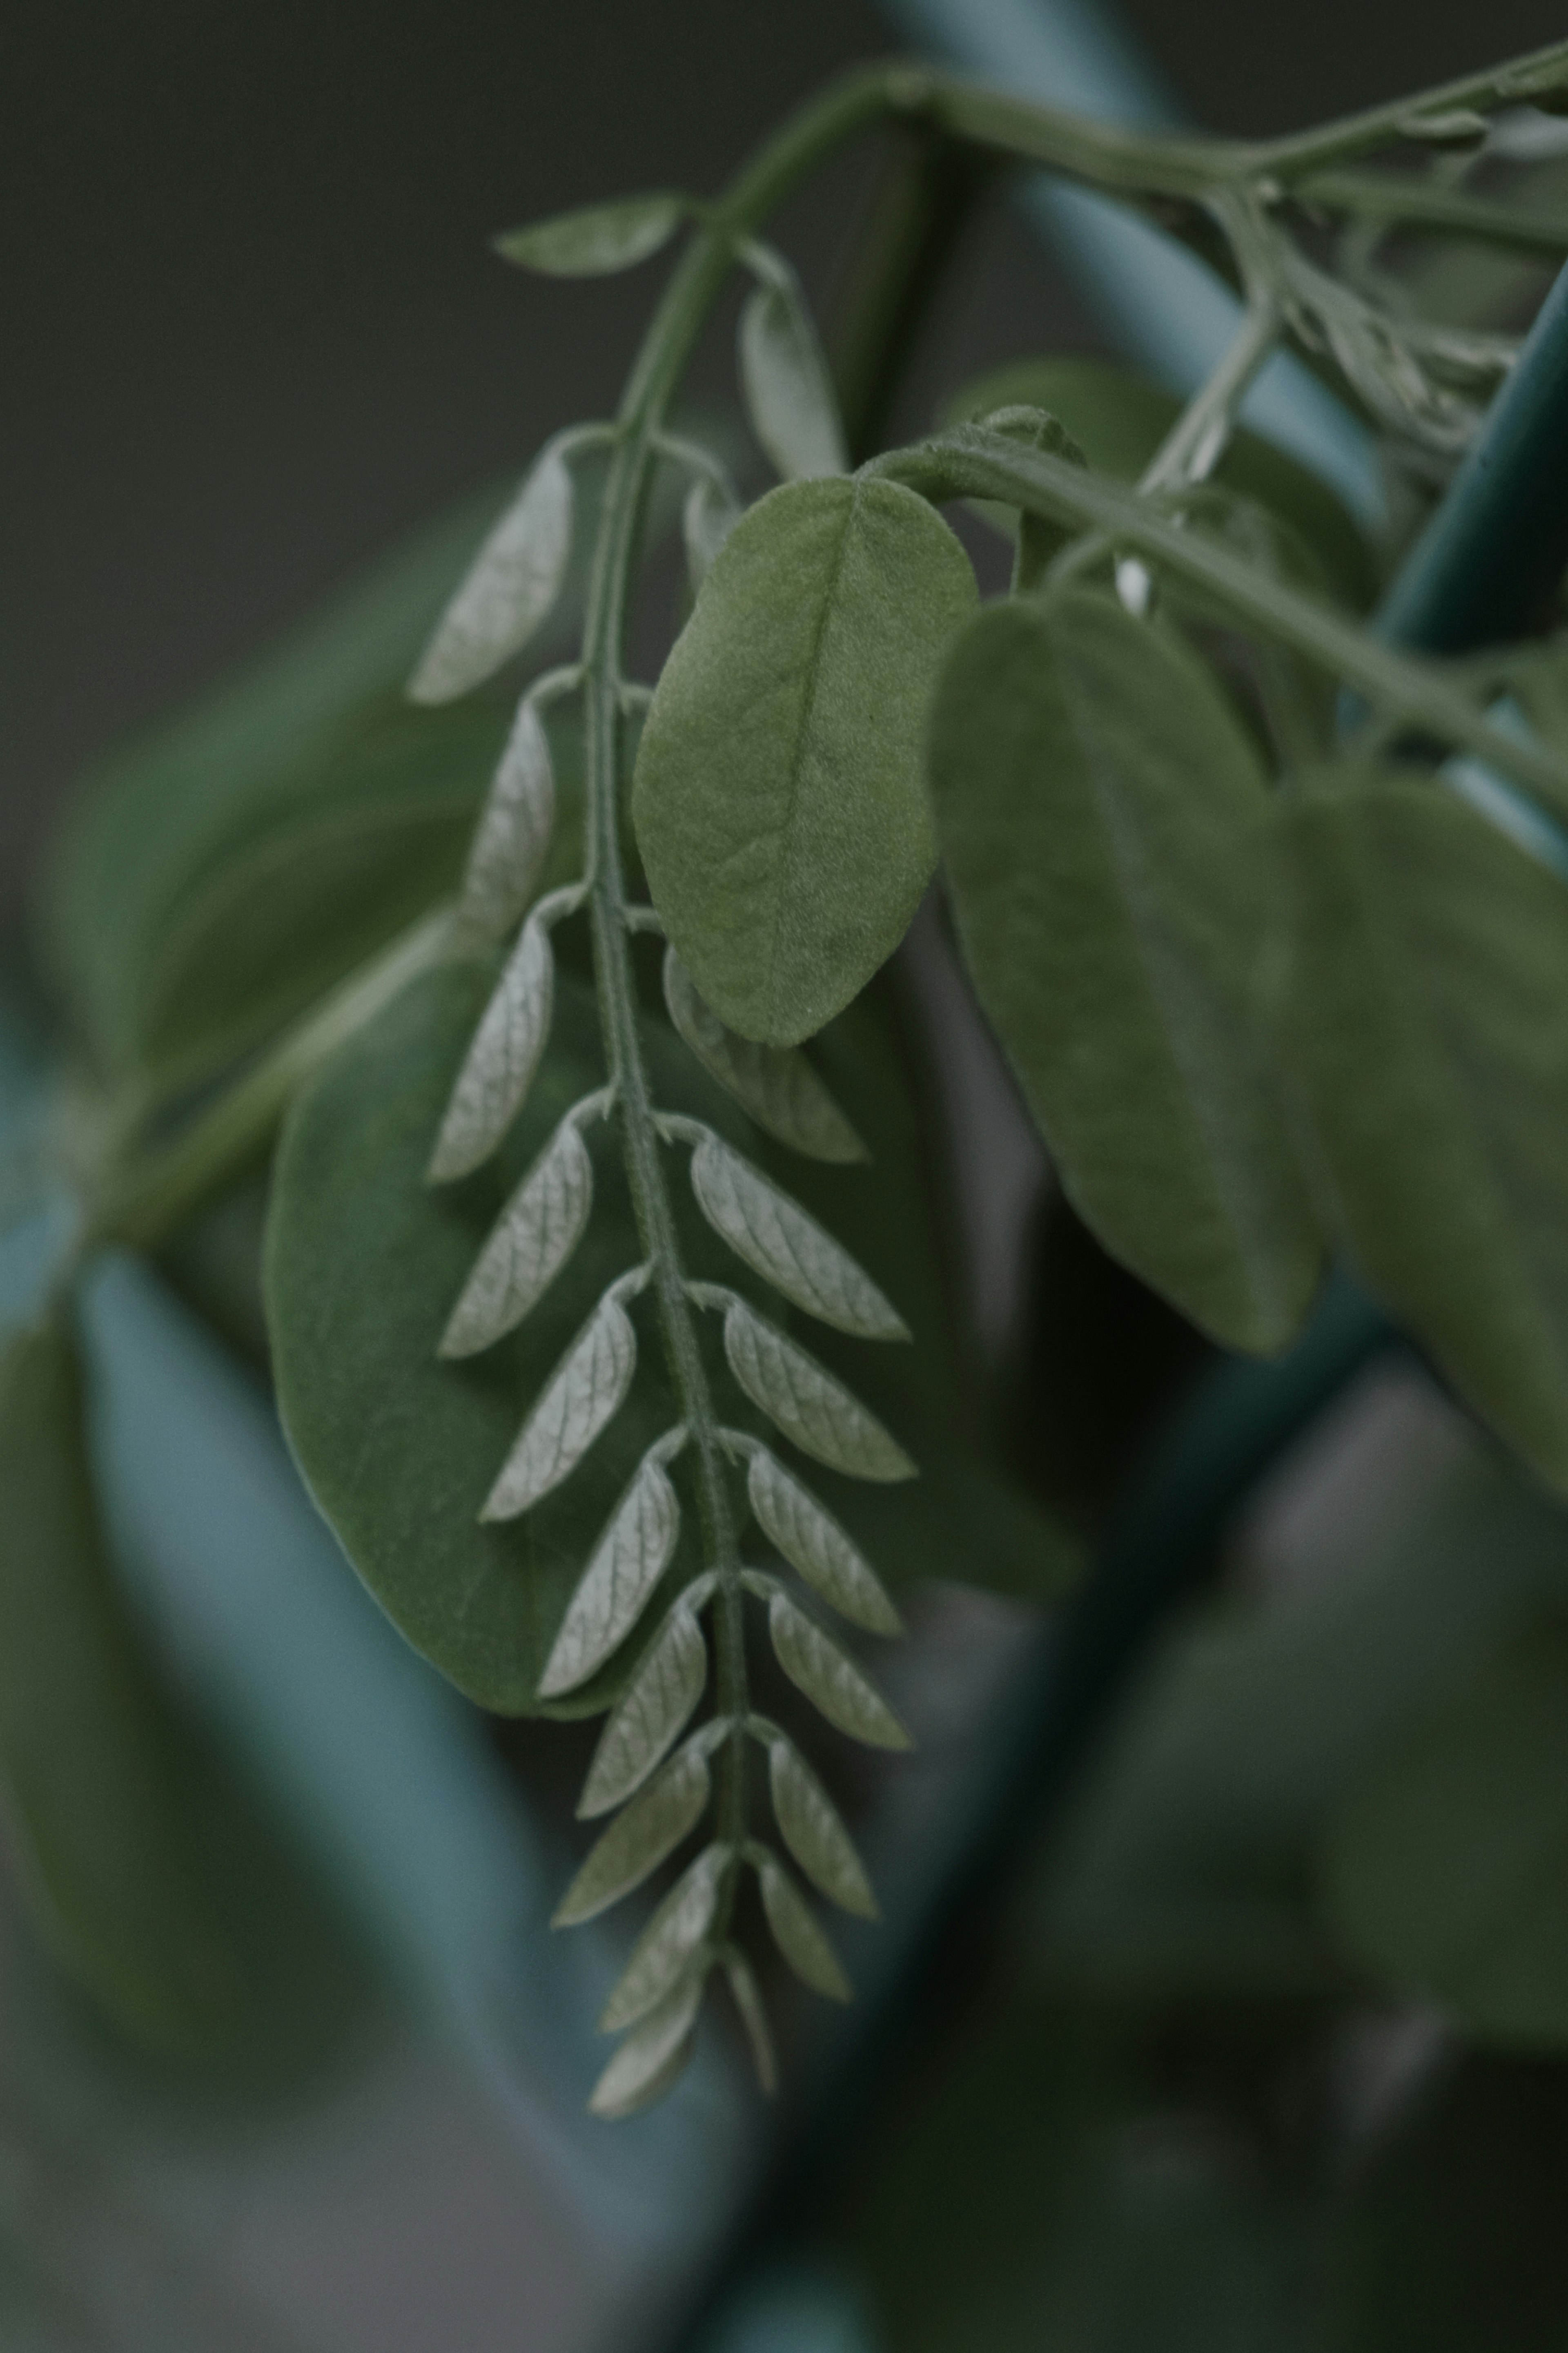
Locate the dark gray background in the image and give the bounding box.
[4,0,1564,939]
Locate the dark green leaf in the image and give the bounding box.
[1321,1614,1568,2041]
[494,194,686,278]
[943,354,1377,609]
[1278,765,1568,1490]
[633,475,977,1045]
[930,591,1323,1354]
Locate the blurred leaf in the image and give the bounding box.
[598,1841,724,2030]
[764,1587,910,1749]
[552,1737,712,1926]
[739,272,849,482]
[409,443,574,703]
[930,591,1323,1354]
[1321,1613,1568,2041]
[579,1599,707,1818]
[663,949,866,1163]
[633,476,976,1045]
[943,354,1377,608]
[1279,766,1568,1492]
[495,193,687,277]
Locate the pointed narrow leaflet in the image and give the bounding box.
[634,477,977,1045]
[589,1974,705,2118]
[554,1737,712,1925]
[763,1729,877,1918]
[719,1945,777,2093]
[598,1843,727,2032]
[1278,765,1568,1493]
[738,273,849,482]
[580,1601,709,1818]
[766,1589,911,1750]
[409,443,574,703]
[439,1115,593,1357]
[482,1278,640,1519]
[537,1439,682,1697]
[689,1131,905,1338]
[713,1291,915,1481]
[428,904,559,1181]
[496,192,686,278]
[663,951,864,1162]
[753,1846,851,2000]
[928,589,1322,1353]
[744,1444,900,1635]
[456,694,557,943]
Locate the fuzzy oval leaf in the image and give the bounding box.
[1321,1617,1568,2042]
[409,446,573,704]
[497,193,686,278]
[754,1847,851,2001]
[553,1739,712,1926]
[589,1972,704,2118]
[457,694,557,944]
[929,591,1323,1354]
[663,950,864,1162]
[745,1445,900,1635]
[766,1733,877,1919]
[716,1294,914,1482]
[767,1590,911,1751]
[439,1113,593,1359]
[634,477,977,1045]
[599,1842,726,2032]
[690,1132,905,1339]
[580,1603,708,1818]
[683,477,740,592]
[537,1443,681,1697]
[1278,767,1568,1491]
[738,278,848,483]
[428,912,556,1183]
[481,1280,639,1520]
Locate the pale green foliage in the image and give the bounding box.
[738,249,849,482]
[495,193,688,278]
[633,476,978,1044]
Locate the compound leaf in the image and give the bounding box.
[537,1440,681,1697]
[739,274,848,482]
[744,1443,900,1635]
[930,590,1323,1355]
[481,1276,639,1520]
[439,1113,594,1358]
[753,1845,851,2001]
[428,907,557,1182]
[689,1131,905,1338]
[410,444,574,704]
[1278,765,1568,1490]
[580,1599,708,1818]
[634,476,976,1045]
[497,193,686,278]
[764,1730,877,1919]
[663,950,865,1162]
[599,1842,726,2032]
[714,1291,915,1481]
[553,1737,712,1926]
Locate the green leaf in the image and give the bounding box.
[1321,1615,1568,2041]
[662,950,866,1163]
[409,443,575,704]
[553,1736,713,1926]
[579,1598,708,1818]
[455,691,558,945]
[706,1288,917,1481]
[481,1271,643,1520]
[687,1130,906,1338]
[427,900,560,1182]
[438,1109,595,1359]
[598,1841,726,2032]
[742,1442,901,1636]
[683,476,740,592]
[589,1972,704,2118]
[943,354,1377,609]
[929,591,1323,1354]
[0,1320,374,2079]
[495,193,687,278]
[537,1436,682,1697]
[762,1727,877,1918]
[763,1586,911,1750]
[752,1844,851,2000]
[633,475,977,1045]
[738,270,849,482]
[718,1942,777,2092]
[267,964,684,1715]
[1278,765,1568,1490]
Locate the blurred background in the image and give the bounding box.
[6,3,1568,2350]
